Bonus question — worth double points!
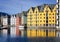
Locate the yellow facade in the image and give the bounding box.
[27,4,56,37]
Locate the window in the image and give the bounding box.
[53,20,54,22]
[46,14,48,17]
[49,24,51,26]
[49,20,51,22]
[40,14,42,15]
[40,17,42,19]
[30,24,32,26]
[49,17,51,18]
[43,20,45,22]
[43,24,45,26]
[40,24,42,26]
[44,17,45,19]
[44,14,45,15]
[53,24,54,26]
[38,17,39,19]
[40,20,42,22]
[46,17,48,19]
[46,21,48,23]
[53,17,54,18]
[46,24,48,26]
[36,24,37,26]
[36,11,37,13]
[49,14,51,15]
[53,14,54,15]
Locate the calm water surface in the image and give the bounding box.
[0,34,60,42]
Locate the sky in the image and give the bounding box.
[0,0,56,15]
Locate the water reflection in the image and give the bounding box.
[0,34,60,42]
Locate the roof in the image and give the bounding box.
[28,4,56,12]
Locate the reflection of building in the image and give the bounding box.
[27,4,56,37]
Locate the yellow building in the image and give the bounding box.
[27,4,56,37]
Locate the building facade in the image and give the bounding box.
[2,15,8,36]
[16,15,21,36]
[27,4,56,37]
[56,0,60,37]
[10,15,22,37]
[21,11,27,25]
[10,15,16,37]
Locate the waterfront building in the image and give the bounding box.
[16,15,21,36]
[56,0,60,37]
[20,11,27,25]
[10,15,22,37]
[27,4,56,37]
[10,15,16,37]
[2,15,8,36]
[16,12,27,37]
[2,15,8,26]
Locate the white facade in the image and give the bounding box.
[10,15,16,26]
[10,15,16,37]
[56,0,60,37]
[2,16,8,25]
[56,0,60,28]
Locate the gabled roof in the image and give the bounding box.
[27,4,56,12]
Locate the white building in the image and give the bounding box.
[2,15,8,36]
[10,15,16,37]
[56,0,60,37]
[2,15,8,26]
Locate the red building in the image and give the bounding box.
[16,15,21,36]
